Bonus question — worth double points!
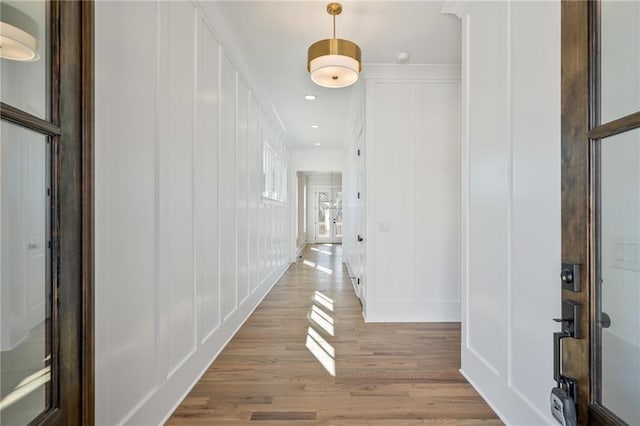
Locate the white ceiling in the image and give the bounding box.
[219,1,461,149]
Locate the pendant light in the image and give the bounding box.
[0,2,40,61]
[307,3,361,89]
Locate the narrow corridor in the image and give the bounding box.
[168,244,500,424]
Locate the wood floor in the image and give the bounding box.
[168,244,501,425]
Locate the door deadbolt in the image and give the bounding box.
[561,263,580,292]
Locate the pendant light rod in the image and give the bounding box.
[327,2,342,39]
[333,14,336,39]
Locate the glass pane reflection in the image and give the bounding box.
[318,192,330,238]
[0,0,50,120]
[600,0,640,124]
[0,121,51,425]
[599,127,640,424]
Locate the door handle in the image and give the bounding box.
[357,235,364,242]
[550,299,581,409]
[553,299,581,338]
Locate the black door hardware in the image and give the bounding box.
[561,263,580,292]
[550,296,581,426]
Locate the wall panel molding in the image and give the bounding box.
[95,1,292,424]
[454,1,561,424]
[363,70,461,321]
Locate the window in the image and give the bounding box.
[262,142,287,202]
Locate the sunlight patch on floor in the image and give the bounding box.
[313,291,334,311]
[305,291,337,377]
[316,265,333,275]
[309,310,334,336]
[311,305,334,324]
[305,333,335,376]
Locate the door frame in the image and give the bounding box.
[0,1,94,423]
[561,1,640,424]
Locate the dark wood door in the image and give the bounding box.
[562,1,640,424]
[0,1,93,424]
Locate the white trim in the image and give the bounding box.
[441,0,477,19]
[363,63,460,81]
[197,1,288,140]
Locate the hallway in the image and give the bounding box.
[168,244,500,424]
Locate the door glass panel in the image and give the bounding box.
[0,0,50,120]
[334,191,342,238]
[600,0,640,124]
[599,126,640,425]
[0,121,51,425]
[317,191,330,239]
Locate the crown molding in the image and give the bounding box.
[362,64,461,82]
[197,1,289,141]
[441,0,477,19]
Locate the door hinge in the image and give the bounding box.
[47,188,51,196]
[357,149,361,156]
[357,278,360,285]
[357,192,360,199]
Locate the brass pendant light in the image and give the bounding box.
[307,3,361,89]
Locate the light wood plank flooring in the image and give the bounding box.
[168,244,501,425]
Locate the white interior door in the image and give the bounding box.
[314,188,342,243]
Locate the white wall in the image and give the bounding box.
[95,2,290,424]
[362,65,461,322]
[443,1,561,424]
[291,148,345,174]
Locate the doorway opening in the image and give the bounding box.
[296,172,343,247]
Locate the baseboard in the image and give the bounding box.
[364,300,461,322]
[460,347,552,425]
[344,261,360,299]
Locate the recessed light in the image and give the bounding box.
[305,94,317,100]
[311,124,320,129]
[314,143,321,146]
[397,51,410,64]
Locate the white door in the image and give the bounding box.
[314,188,342,243]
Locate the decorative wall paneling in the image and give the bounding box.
[95,2,290,424]
[361,65,461,322]
[443,1,561,424]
